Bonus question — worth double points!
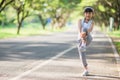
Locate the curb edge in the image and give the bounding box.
[106,34,120,76]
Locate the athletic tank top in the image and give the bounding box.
[77,19,93,40]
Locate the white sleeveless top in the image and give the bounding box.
[77,19,93,40]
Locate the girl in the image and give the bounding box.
[77,7,94,76]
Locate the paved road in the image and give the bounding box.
[0,27,120,80]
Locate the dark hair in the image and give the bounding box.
[84,7,94,13]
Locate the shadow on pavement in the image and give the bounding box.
[88,74,120,79]
[0,41,75,61]
[70,74,120,80]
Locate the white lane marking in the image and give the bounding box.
[106,34,120,76]
[9,46,76,80]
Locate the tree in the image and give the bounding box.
[12,0,30,34]
[29,0,50,30]
[0,0,15,13]
[50,0,81,29]
[93,0,120,30]
[0,0,15,26]
[30,0,81,29]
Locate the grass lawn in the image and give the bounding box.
[114,42,120,54]
[0,23,68,39]
[108,30,120,38]
[107,30,120,55]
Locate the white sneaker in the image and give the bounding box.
[81,70,89,76]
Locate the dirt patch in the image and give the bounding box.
[111,37,120,42]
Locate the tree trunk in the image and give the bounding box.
[117,0,120,30]
[17,11,23,34]
[17,22,22,34]
[1,21,4,27]
[38,15,47,30]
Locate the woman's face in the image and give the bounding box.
[84,12,93,20]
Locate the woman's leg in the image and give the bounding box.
[78,34,93,76]
[78,45,88,76]
[78,49,88,68]
[86,34,92,46]
[77,40,88,69]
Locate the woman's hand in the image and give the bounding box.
[80,32,86,38]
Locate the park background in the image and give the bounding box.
[0,0,120,55]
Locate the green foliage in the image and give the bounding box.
[60,0,81,9]
[93,0,120,30]
[98,5,105,12]
[111,9,115,13]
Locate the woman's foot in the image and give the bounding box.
[81,70,89,76]
[81,66,89,76]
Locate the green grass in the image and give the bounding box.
[107,30,120,55]
[108,30,120,37]
[0,24,68,39]
[114,42,120,54]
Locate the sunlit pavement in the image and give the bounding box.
[0,26,120,80]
